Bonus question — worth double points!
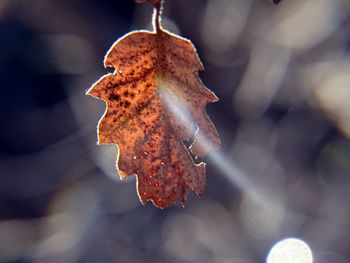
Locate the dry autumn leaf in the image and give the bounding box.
[87,0,220,208]
[267,0,283,4]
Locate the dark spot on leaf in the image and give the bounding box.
[109,94,120,101]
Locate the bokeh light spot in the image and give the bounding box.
[267,238,313,263]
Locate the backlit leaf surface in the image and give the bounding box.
[87,0,220,208]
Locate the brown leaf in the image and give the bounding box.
[87,2,220,208]
[135,0,161,8]
[267,0,283,4]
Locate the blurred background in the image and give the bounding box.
[1,0,350,262]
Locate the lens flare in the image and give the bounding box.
[159,82,274,206]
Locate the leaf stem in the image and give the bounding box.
[153,0,162,33]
